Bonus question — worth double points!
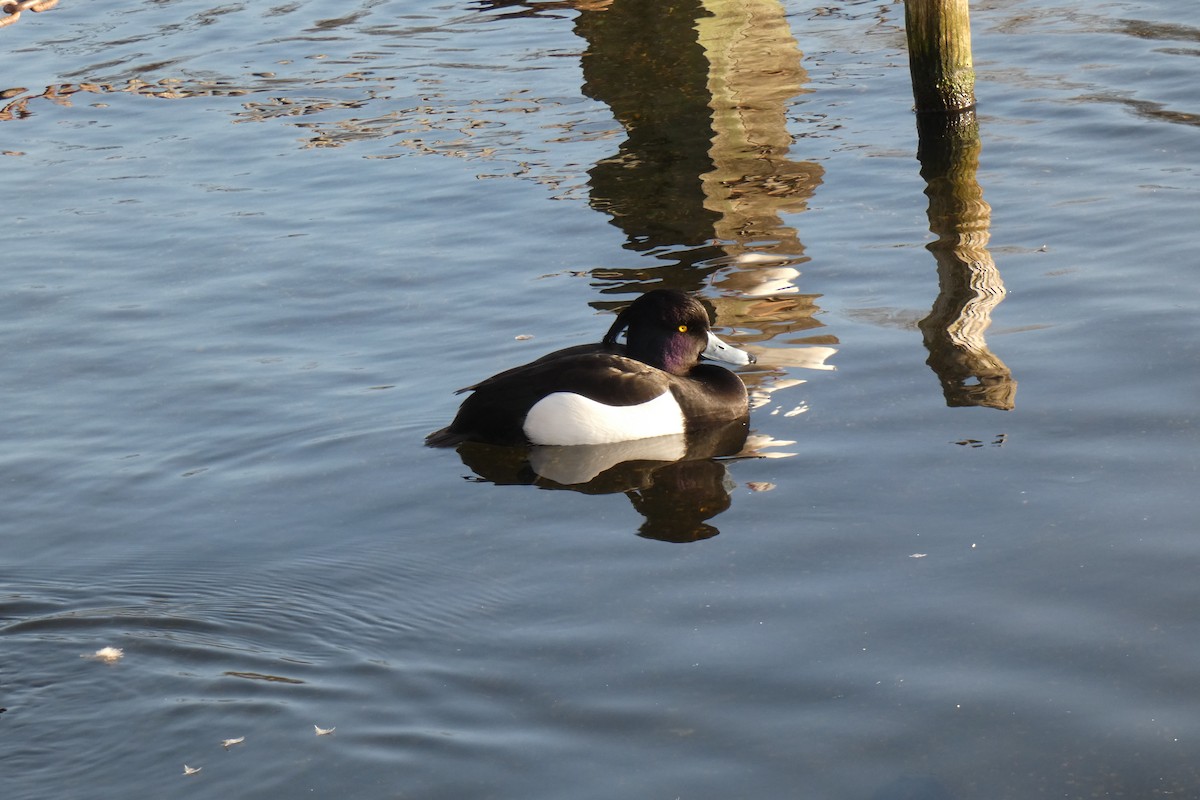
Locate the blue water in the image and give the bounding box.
[3,1,1200,797]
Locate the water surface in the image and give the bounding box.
[3,1,1200,798]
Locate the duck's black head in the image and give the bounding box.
[602,290,752,375]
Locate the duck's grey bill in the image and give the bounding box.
[703,331,755,365]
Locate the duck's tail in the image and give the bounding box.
[424,427,468,448]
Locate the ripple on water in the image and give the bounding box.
[0,542,525,798]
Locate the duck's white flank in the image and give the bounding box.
[523,390,685,446]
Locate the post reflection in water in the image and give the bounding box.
[915,111,1016,410]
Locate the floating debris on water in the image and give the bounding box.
[85,647,124,663]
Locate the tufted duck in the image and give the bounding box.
[425,290,754,447]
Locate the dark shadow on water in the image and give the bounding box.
[454,419,750,542]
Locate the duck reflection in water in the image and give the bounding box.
[455,420,749,543]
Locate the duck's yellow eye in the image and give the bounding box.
[677,324,688,333]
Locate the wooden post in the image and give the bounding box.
[904,0,976,113]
